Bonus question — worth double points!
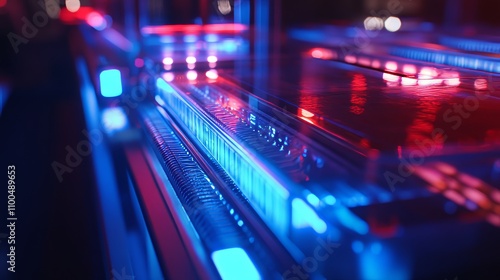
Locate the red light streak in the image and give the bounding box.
[141,24,247,35]
[310,48,336,60]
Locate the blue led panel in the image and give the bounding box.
[100,69,123,97]
[156,78,291,236]
[390,46,500,73]
[211,248,261,280]
[440,36,500,54]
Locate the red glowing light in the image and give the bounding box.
[351,74,367,91]
[299,108,315,118]
[474,78,488,90]
[350,74,367,115]
[134,58,144,68]
[345,55,357,64]
[383,73,400,83]
[385,61,398,71]
[311,49,324,58]
[443,71,460,86]
[358,57,371,67]
[402,64,417,75]
[141,24,247,35]
[372,60,381,68]
[310,48,335,60]
[300,117,314,124]
[59,7,94,23]
[417,67,442,86]
[360,139,370,149]
[86,11,106,30]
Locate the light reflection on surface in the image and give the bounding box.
[418,67,441,86]
[299,108,315,118]
[350,74,367,115]
[404,89,449,148]
[186,70,198,81]
[443,71,461,86]
[206,69,219,80]
[415,162,500,227]
[385,61,398,72]
[474,78,488,90]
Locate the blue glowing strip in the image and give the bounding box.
[211,248,261,280]
[156,78,175,93]
[100,69,123,97]
[440,36,500,54]
[78,59,134,275]
[0,85,8,116]
[234,0,250,26]
[390,46,500,73]
[288,29,327,44]
[156,78,290,236]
